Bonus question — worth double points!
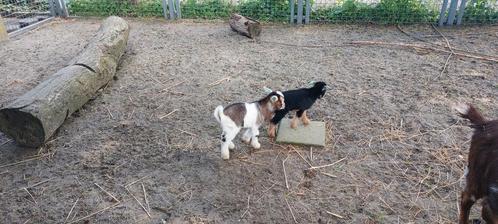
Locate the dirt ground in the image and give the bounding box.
[1,18,498,224]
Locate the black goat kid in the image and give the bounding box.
[268,81,327,138]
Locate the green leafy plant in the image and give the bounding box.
[463,0,498,23]
[237,0,289,21]
[66,0,498,24]
[181,0,233,19]
[313,0,373,23]
[373,0,437,24]
[68,0,163,17]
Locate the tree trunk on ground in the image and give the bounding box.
[0,16,130,147]
[229,13,261,39]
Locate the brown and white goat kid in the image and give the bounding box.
[454,103,498,224]
[214,91,285,160]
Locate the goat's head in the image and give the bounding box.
[265,91,285,111]
[311,81,327,99]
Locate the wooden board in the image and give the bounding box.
[275,118,326,147]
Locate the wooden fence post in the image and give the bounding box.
[0,16,8,42]
[438,0,449,26]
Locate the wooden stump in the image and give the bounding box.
[0,16,130,147]
[229,13,261,39]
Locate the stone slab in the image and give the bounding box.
[275,118,326,147]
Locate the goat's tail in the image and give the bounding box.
[453,103,486,125]
[214,105,224,123]
[487,184,498,214]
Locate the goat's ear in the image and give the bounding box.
[263,87,273,94]
[270,95,278,102]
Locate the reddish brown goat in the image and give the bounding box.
[454,103,498,224]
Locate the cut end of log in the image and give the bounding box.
[0,108,45,147]
[229,13,261,39]
[248,24,262,38]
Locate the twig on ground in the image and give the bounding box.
[0,139,12,147]
[106,107,114,119]
[159,109,178,120]
[240,195,251,218]
[176,129,197,137]
[379,196,396,213]
[350,41,498,63]
[438,54,453,79]
[208,77,230,86]
[284,196,298,223]
[23,188,37,204]
[141,183,150,213]
[259,40,344,48]
[126,187,151,218]
[326,210,344,219]
[94,183,120,202]
[125,176,149,188]
[0,153,50,169]
[283,156,290,190]
[65,198,79,223]
[320,172,337,178]
[431,24,454,53]
[255,182,277,202]
[396,25,430,43]
[308,157,347,170]
[290,146,313,168]
[431,24,455,79]
[160,81,185,93]
[28,178,52,189]
[238,159,265,166]
[68,202,121,224]
[309,147,313,162]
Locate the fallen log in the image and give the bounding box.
[0,16,130,147]
[229,13,261,39]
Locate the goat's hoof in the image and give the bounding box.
[229,142,235,149]
[290,123,298,129]
[302,119,310,125]
[251,142,261,149]
[470,219,482,224]
[221,148,230,160]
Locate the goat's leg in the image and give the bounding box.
[482,199,498,224]
[250,127,261,149]
[290,112,298,129]
[269,110,287,138]
[268,123,277,138]
[297,110,310,126]
[241,128,252,144]
[460,190,476,224]
[221,128,239,160]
